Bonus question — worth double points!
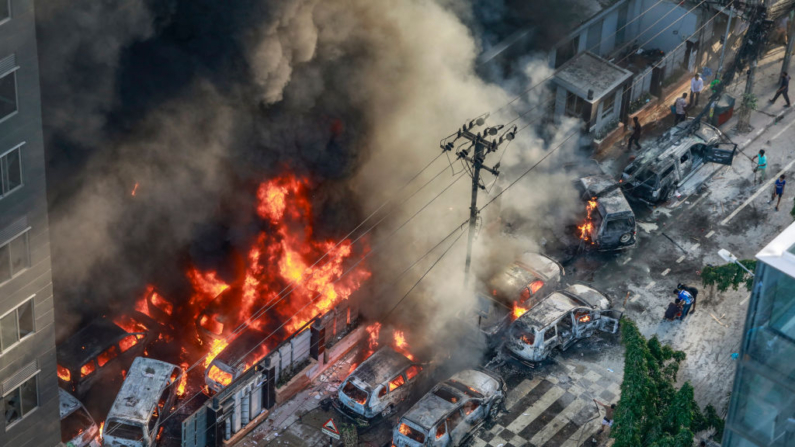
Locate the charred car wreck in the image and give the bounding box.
[577,175,636,251]
[622,119,736,204]
[392,369,505,447]
[335,347,425,423]
[472,252,563,337]
[507,284,621,363]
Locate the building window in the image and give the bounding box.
[0,69,17,123]
[3,375,38,427]
[555,37,579,69]
[601,92,616,120]
[0,0,9,24]
[0,299,34,354]
[0,230,30,284]
[0,145,22,198]
[565,92,585,118]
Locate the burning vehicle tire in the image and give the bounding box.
[102,358,182,447]
[506,284,621,364]
[57,317,158,400]
[391,369,505,447]
[59,388,101,447]
[334,347,426,424]
[469,252,564,338]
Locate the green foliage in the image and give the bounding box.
[790,198,795,220]
[341,423,358,447]
[612,319,723,446]
[742,92,758,111]
[701,260,756,292]
[628,93,653,114]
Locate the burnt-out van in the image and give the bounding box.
[506,284,621,363]
[102,358,181,447]
[335,347,426,422]
[57,318,155,399]
[205,327,271,393]
[577,176,636,251]
[59,388,101,447]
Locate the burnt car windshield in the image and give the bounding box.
[342,381,369,404]
[512,325,536,346]
[636,169,658,187]
[433,387,461,404]
[60,408,93,442]
[106,421,144,441]
[447,380,484,399]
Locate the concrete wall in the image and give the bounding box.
[637,0,698,52]
[551,0,636,68]
[0,0,60,446]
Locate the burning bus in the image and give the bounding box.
[335,347,426,422]
[57,317,157,399]
[472,252,563,336]
[506,284,621,363]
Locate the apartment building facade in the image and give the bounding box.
[0,0,62,445]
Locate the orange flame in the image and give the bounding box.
[579,198,598,242]
[131,183,139,196]
[512,302,529,320]
[208,365,232,386]
[114,315,148,334]
[150,292,173,316]
[393,330,415,361]
[177,363,189,397]
[578,314,592,323]
[187,268,229,309]
[204,338,229,369]
[57,365,71,382]
[97,421,104,443]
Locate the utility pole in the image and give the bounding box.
[781,10,795,79]
[717,5,734,79]
[441,118,514,287]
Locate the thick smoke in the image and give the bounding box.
[37,0,585,351]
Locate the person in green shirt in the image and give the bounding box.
[752,149,768,184]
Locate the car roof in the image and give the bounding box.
[59,388,83,419]
[515,292,591,329]
[402,385,461,430]
[106,358,178,425]
[486,253,561,302]
[626,120,722,173]
[57,318,130,369]
[579,175,633,215]
[447,370,500,396]
[564,284,609,309]
[349,347,411,389]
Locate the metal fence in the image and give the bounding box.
[181,299,359,447]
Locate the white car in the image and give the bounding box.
[59,388,101,447]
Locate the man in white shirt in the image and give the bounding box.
[690,73,704,106]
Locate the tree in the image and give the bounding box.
[612,319,723,446]
[701,260,756,292]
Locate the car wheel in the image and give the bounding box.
[489,397,504,419]
[619,233,632,244]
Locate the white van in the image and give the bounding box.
[102,358,181,447]
[59,388,101,447]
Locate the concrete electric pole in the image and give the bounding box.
[441,117,514,287]
[781,10,795,79]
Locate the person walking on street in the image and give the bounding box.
[677,283,698,315]
[770,72,791,107]
[769,174,786,211]
[628,116,642,150]
[752,149,768,184]
[675,93,688,125]
[690,73,704,107]
[674,287,694,320]
[593,400,615,433]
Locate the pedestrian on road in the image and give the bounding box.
[675,93,688,125]
[673,287,694,320]
[752,149,768,184]
[770,72,791,107]
[593,400,615,433]
[690,73,704,107]
[677,283,698,315]
[664,299,683,321]
[628,116,642,150]
[769,174,786,211]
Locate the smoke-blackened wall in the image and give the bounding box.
[37,0,585,344]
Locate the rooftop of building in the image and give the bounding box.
[757,222,795,277]
[553,52,633,102]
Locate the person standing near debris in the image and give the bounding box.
[770,72,791,107]
[674,287,694,320]
[675,93,688,125]
[628,116,642,150]
[690,73,704,106]
[677,283,698,315]
[593,400,615,433]
[770,174,786,211]
[752,149,768,184]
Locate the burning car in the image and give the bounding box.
[204,327,271,393]
[57,317,156,399]
[472,253,563,336]
[577,175,636,251]
[195,286,244,344]
[335,347,425,421]
[622,119,736,204]
[391,369,505,447]
[59,388,101,447]
[102,358,181,447]
[506,284,621,363]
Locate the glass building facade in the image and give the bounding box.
[723,223,795,446]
